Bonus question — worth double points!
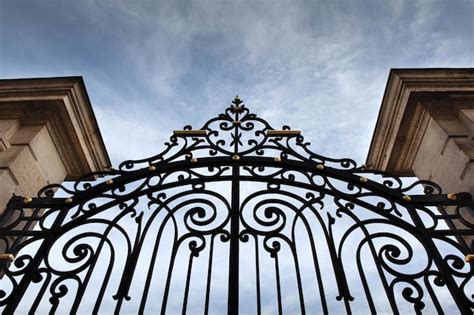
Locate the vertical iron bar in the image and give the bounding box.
[228,100,241,314]
[204,235,215,315]
[161,238,179,314]
[114,214,143,314]
[274,253,283,315]
[182,252,195,315]
[407,205,472,313]
[3,207,68,314]
[228,163,240,315]
[254,236,262,315]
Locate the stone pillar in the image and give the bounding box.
[0,77,111,212]
[0,77,110,272]
[366,69,474,248]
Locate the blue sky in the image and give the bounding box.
[1,1,473,314]
[1,0,473,166]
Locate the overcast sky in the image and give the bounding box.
[1,1,473,314]
[1,0,473,166]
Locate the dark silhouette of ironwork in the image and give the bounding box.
[0,97,472,314]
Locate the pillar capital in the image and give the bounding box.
[0,77,111,213]
[0,77,111,180]
[367,68,474,177]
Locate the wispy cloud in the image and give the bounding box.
[0,1,472,313]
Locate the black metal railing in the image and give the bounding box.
[0,97,472,314]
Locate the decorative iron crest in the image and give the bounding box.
[0,96,472,314]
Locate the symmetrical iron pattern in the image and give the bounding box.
[0,97,473,314]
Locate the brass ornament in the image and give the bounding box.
[447,193,457,201]
[266,130,301,136]
[0,254,15,262]
[173,130,207,137]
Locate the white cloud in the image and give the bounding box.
[1,1,473,313]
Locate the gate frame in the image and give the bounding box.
[0,96,473,314]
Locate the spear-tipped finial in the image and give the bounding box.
[231,95,244,113]
[233,95,242,105]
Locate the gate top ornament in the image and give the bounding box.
[48,95,472,208]
[118,95,359,172]
[0,96,473,314]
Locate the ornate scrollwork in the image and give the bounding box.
[0,96,472,314]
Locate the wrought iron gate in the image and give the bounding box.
[0,97,473,314]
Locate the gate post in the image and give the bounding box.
[367,68,474,247]
[0,77,111,254]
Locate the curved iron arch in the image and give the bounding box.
[0,96,472,314]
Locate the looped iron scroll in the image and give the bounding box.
[0,97,472,314]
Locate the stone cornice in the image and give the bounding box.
[0,77,111,180]
[366,68,474,175]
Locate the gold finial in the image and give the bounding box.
[23,196,32,204]
[235,95,240,101]
[148,165,156,171]
[105,179,114,185]
[316,164,324,170]
[402,195,412,202]
[447,193,457,201]
[232,155,240,161]
[266,130,301,136]
[359,177,368,183]
[173,130,207,137]
[0,254,15,262]
[65,198,73,204]
[465,254,474,263]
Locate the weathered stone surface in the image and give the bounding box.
[0,77,111,180]
[367,69,474,247]
[0,119,20,151]
[28,126,67,185]
[0,170,20,210]
[411,118,447,181]
[0,145,47,198]
[0,77,111,214]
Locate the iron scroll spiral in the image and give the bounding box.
[0,96,472,314]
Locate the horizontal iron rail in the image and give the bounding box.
[7,156,472,209]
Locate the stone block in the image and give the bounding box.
[459,109,474,141]
[0,145,47,197]
[435,116,469,137]
[459,108,474,125]
[28,126,67,184]
[460,161,474,196]
[429,138,470,192]
[412,118,447,180]
[0,170,20,214]
[9,125,43,145]
[0,119,20,151]
[0,77,111,179]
